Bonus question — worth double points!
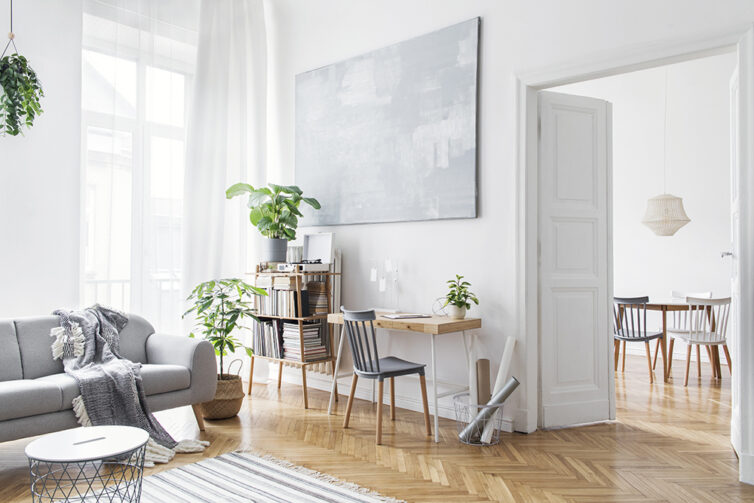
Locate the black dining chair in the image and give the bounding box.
[613,296,666,383]
[341,307,431,444]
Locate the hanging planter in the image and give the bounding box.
[0,0,44,136]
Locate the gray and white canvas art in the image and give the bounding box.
[295,18,479,225]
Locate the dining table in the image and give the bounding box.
[644,298,723,382]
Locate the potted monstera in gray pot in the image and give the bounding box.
[226,183,321,263]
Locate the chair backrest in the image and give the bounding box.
[613,296,650,339]
[341,307,381,374]
[669,291,712,331]
[684,297,731,343]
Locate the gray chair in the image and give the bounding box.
[612,297,665,384]
[341,307,431,444]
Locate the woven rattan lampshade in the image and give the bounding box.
[641,193,690,236]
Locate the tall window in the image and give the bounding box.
[81,1,199,333]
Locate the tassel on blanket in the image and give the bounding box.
[50,323,85,360]
[72,396,209,467]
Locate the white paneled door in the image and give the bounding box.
[729,66,741,456]
[538,91,613,428]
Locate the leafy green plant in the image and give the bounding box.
[226,183,321,240]
[443,275,479,309]
[0,54,44,136]
[183,278,267,379]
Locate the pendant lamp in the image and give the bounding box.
[641,68,690,236]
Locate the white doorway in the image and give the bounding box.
[517,26,754,483]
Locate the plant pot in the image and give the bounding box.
[199,374,244,419]
[447,305,467,320]
[262,238,288,263]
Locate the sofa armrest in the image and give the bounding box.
[146,334,217,404]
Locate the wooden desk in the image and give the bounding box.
[327,313,482,443]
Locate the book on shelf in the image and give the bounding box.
[253,288,309,318]
[281,321,329,362]
[251,319,284,359]
[305,281,329,314]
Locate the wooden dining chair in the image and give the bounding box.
[340,307,431,445]
[668,297,732,386]
[652,291,712,371]
[613,297,665,383]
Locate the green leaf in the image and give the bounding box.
[301,197,321,209]
[226,183,255,199]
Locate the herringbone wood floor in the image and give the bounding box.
[1,355,752,502]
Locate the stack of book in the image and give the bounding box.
[252,320,283,359]
[254,286,309,317]
[306,281,329,314]
[282,322,328,362]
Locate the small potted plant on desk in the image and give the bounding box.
[226,182,321,263]
[184,278,266,420]
[444,274,479,320]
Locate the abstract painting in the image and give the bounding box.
[295,18,479,225]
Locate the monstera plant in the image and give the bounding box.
[0,53,44,136]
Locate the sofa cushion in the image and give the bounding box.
[36,373,80,411]
[140,364,190,395]
[14,316,64,379]
[0,380,62,421]
[0,321,22,381]
[119,315,155,364]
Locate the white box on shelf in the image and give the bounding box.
[303,233,334,264]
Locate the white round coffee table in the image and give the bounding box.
[25,426,149,502]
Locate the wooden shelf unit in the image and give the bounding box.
[247,264,341,409]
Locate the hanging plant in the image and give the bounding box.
[0,0,44,136]
[0,54,44,136]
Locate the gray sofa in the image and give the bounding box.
[0,314,217,443]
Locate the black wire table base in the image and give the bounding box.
[28,444,146,503]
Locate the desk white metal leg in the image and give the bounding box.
[431,333,439,442]
[328,325,347,415]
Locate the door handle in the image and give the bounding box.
[721,251,734,258]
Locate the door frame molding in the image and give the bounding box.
[515,24,754,484]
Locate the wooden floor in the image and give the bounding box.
[2,355,753,502]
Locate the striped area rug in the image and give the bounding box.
[140,451,405,503]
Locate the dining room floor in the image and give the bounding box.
[0,354,751,502]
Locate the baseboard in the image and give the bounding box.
[260,366,521,434]
[740,453,754,485]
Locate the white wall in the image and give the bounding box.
[262,0,754,431]
[556,53,737,361]
[0,1,83,317]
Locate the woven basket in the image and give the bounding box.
[199,373,244,420]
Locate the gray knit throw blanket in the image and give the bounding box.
[52,305,177,449]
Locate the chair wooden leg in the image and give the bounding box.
[389,377,396,420]
[191,404,205,431]
[652,339,660,370]
[247,355,255,395]
[621,341,627,372]
[684,344,692,386]
[645,342,653,384]
[696,345,702,378]
[376,380,384,445]
[659,336,667,381]
[278,361,283,389]
[723,344,732,374]
[705,346,716,377]
[614,340,620,371]
[714,346,723,379]
[667,338,675,375]
[419,375,431,436]
[301,366,309,409]
[343,373,358,428]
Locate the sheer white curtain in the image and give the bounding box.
[182,0,267,363]
[81,0,200,333]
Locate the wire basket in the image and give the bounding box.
[453,393,504,446]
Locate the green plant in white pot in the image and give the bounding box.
[226,183,321,263]
[443,275,479,320]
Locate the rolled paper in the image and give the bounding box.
[458,377,519,444]
[481,336,516,442]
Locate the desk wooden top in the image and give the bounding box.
[326,313,481,335]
